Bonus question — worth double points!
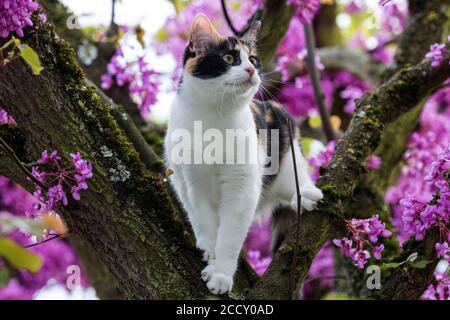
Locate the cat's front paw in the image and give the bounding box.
[291,185,323,211]
[206,273,233,295]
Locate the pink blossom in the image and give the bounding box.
[426,43,446,68]
[366,155,382,170]
[0,0,39,38]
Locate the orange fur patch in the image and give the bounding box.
[185,56,201,74]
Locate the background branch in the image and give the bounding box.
[304,23,335,142]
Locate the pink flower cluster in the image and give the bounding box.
[302,241,335,299]
[387,86,450,242]
[333,215,392,269]
[425,42,448,68]
[366,155,381,170]
[308,140,336,182]
[0,106,15,124]
[400,147,450,260]
[101,49,160,117]
[422,269,450,300]
[287,0,321,25]
[31,150,93,211]
[245,216,271,276]
[0,0,38,38]
[246,250,271,277]
[0,177,88,299]
[278,70,370,117]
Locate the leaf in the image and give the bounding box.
[41,213,67,234]
[0,213,66,240]
[0,267,10,288]
[17,44,43,75]
[0,215,45,239]
[300,137,314,156]
[412,260,431,269]
[308,115,322,129]
[380,262,403,270]
[406,252,418,263]
[0,237,42,273]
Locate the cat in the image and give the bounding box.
[164,14,323,295]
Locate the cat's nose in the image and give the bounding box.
[245,67,255,76]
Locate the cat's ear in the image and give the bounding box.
[240,20,261,47]
[189,14,221,56]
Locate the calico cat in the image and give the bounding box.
[164,14,323,295]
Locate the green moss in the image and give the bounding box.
[320,184,346,199]
[142,130,164,158]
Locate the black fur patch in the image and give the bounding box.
[182,36,261,79]
[251,100,294,189]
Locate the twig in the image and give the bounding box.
[287,119,302,300]
[303,23,336,142]
[107,0,118,37]
[24,233,64,248]
[221,0,239,35]
[0,136,48,190]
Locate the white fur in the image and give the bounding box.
[164,50,322,295]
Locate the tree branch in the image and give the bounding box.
[258,0,296,67]
[316,46,383,86]
[220,0,239,35]
[304,23,335,142]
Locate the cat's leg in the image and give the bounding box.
[291,144,323,211]
[182,167,219,262]
[204,166,260,294]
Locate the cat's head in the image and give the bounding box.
[180,14,261,103]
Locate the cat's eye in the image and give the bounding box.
[249,56,259,67]
[223,54,235,64]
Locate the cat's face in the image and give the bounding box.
[181,14,261,103]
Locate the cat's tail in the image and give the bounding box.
[270,205,297,253]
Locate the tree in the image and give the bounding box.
[0,0,449,300]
